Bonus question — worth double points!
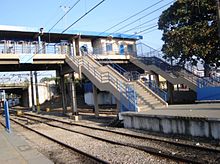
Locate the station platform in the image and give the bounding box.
[0,126,53,164]
[121,103,220,140]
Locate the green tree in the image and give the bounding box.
[158,0,219,76]
[40,77,57,83]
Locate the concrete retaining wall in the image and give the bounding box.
[122,112,220,139]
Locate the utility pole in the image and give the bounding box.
[217,0,220,39]
[34,71,40,113]
[30,71,35,111]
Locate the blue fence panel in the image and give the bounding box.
[197,87,220,101]
[119,84,137,112]
[84,83,93,93]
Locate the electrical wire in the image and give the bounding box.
[43,0,74,29]
[62,0,106,34]
[48,0,81,32]
[24,0,106,64]
[129,24,158,37]
[142,28,158,35]
[98,0,165,35]
[122,16,159,33]
[111,0,174,34]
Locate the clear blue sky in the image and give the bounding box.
[0,0,174,49]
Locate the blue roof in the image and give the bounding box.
[0,25,143,40]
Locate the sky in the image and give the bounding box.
[0,0,174,49]
[0,0,175,82]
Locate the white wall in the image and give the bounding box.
[97,38,136,55]
[84,91,116,106]
[79,39,93,55]
[28,83,53,107]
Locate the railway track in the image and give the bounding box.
[13,113,220,163]
[24,112,220,151]
[0,116,109,164]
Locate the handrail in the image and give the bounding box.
[136,42,202,75]
[197,77,220,88]
[140,78,168,101]
[89,51,128,76]
[67,55,138,112]
[88,49,168,101]
[135,42,219,87]
[86,53,138,111]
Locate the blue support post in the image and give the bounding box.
[4,101,11,133]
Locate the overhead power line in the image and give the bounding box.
[98,0,165,35]
[48,0,81,32]
[129,24,158,37]
[23,0,106,64]
[142,28,158,35]
[62,0,106,34]
[122,16,159,33]
[112,0,175,34]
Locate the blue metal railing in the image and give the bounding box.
[88,53,138,112]
[70,54,138,112]
[88,47,168,102]
[197,77,220,88]
[119,84,137,112]
[141,78,168,101]
[136,42,220,88]
[136,42,203,75]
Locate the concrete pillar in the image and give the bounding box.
[69,73,77,115]
[154,73,160,87]
[167,81,174,104]
[72,39,76,57]
[30,71,35,111]
[34,71,40,113]
[149,74,152,81]
[60,74,67,114]
[75,36,80,56]
[92,84,99,117]
[116,99,120,114]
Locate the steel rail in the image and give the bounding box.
[9,117,109,164]
[18,114,217,163]
[24,112,220,153]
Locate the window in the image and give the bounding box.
[127,44,133,53]
[106,43,112,52]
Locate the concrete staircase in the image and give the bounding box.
[65,55,167,112]
[130,55,198,91]
[132,81,167,111]
[133,43,219,91]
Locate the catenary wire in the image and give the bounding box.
[98,0,165,36]
[122,16,159,33]
[24,0,106,64]
[48,0,81,32]
[111,0,174,34]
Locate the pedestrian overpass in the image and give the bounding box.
[0,25,219,115]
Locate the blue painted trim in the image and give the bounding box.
[0,25,143,40]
